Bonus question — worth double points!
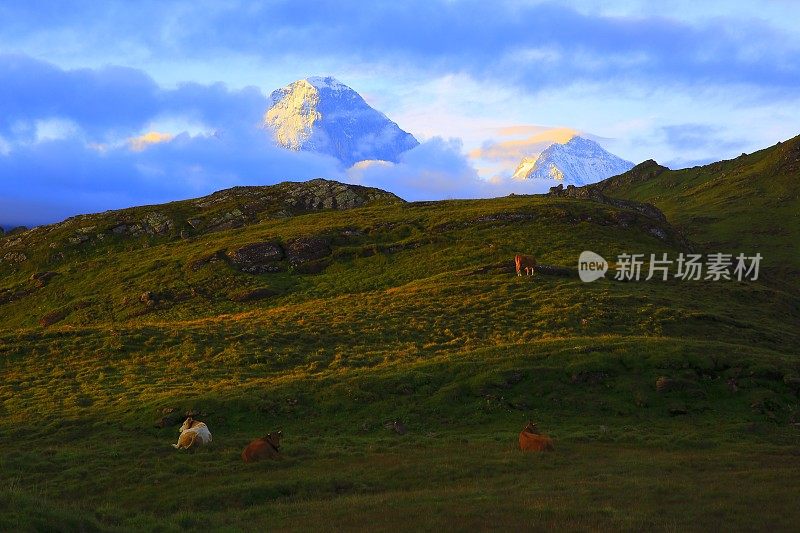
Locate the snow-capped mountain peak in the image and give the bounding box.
[305,76,348,91]
[513,136,633,185]
[263,76,418,166]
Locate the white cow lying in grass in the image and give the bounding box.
[173,417,212,450]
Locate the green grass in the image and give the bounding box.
[593,134,800,271]
[1,171,799,530]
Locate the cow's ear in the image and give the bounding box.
[277,430,282,436]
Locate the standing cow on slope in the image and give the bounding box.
[515,254,536,276]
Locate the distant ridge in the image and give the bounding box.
[0,178,404,247]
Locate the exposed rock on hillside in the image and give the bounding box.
[0,179,403,257]
[547,183,666,222]
[285,236,331,265]
[227,242,285,274]
[282,179,394,210]
[30,271,58,288]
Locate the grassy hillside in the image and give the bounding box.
[588,135,800,272]
[1,172,799,530]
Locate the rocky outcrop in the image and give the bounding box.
[280,179,401,211]
[227,242,285,274]
[39,309,68,327]
[2,251,27,263]
[546,182,692,248]
[1,180,400,256]
[109,212,174,238]
[285,236,331,265]
[30,271,58,288]
[548,183,666,222]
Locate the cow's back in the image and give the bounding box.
[242,439,280,463]
[519,431,554,452]
[193,424,212,444]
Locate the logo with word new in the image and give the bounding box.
[578,251,608,282]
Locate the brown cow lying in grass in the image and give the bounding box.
[515,254,536,276]
[173,417,212,450]
[242,431,283,463]
[519,421,554,452]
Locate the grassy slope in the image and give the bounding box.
[592,135,800,271]
[1,175,799,530]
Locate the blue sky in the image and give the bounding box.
[1,0,798,226]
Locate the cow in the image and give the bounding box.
[515,254,537,276]
[242,431,283,463]
[519,421,554,452]
[172,417,213,450]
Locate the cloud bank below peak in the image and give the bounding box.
[0,56,558,227]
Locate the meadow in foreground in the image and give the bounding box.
[1,155,799,530]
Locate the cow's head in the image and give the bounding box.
[179,417,194,432]
[264,430,282,450]
[523,421,541,434]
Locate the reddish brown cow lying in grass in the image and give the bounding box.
[515,254,536,276]
[519,421,554,452]
[242,431,283,463]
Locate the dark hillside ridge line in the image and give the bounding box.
[546,181,667,222]
[0,178,404,250]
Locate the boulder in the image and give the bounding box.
[30,271,59,288]
[141,212,174,235]
[68,234,90,245]
[2,251,27,263]
[207,209,247,232]
[285,236,331,265]
[227,242,285,274]
[111,224,130,235]
[40,309,68,327]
